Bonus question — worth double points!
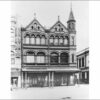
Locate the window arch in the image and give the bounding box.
[54,36,59,45]
[64,36,68,45]
[49,35,54,45]
[59,36,64,45]
[24,34,30,44]
[30,35,35,44]
[41,35,46,45]
[26,51,35,63]
[50,52,59,65]
[37,52,45,64]
[36,35,40,45]
[60,52,69,64]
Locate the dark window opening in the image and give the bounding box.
[60,53,69,65]
[50,53,59,65]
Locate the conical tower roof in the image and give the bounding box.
[68,4,75,22]
[68,10,75,21]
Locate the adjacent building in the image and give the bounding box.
[21,8,79,88]
[77,48,89,84]
[11,16,21,88]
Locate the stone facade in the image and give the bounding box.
[21,8,79,87]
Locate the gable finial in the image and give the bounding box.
[34,13,36,19]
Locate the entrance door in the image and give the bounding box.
[11,77,18,88]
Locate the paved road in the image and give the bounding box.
[11,84,89,99]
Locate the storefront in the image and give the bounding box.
[21,70,79,88]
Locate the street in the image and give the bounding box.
[11,84,89,99]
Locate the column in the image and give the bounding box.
[52,72,54,87]
[48,72,51,87]
[59,55,60,64]
[18,74,21,88]
[35,55,37,64]
[48,53,50,65]
[79,72,82,83]
[21,72,24,88]
[25,72,27,87]
[85,72,87,80]
[45,55,48,65]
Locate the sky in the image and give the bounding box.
[11,1,89,52]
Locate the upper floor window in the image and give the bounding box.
[82,57,84,67]
[60,52,69,64]
[61,28,63,31]
[31,26,33,29]
[24,34,30,44]
[41,36,46,45]
[38,26,40,30]
[54,36,59,45]
[86,54,89,67]
[36,35,40,45]
[59,37,63,45]
[34,23,37,28]
[30,35,35,44]
[50,52,59,64]
[79,58,81,68]
[64,36,68,45]
[49,36,54,45]
[55,27,57,31]
[26,51,35,63]
[37,52,45,64]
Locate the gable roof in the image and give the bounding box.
[25,18,45,31]
[49,20,68,31]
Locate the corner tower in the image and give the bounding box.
[67,5,76,66]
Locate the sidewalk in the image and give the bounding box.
[11,84,89,99]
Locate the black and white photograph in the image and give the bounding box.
[10,1,89,99]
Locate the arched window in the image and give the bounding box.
[37,52,45,64]
[50,52,59,65]
[30,35,35,44]
[24,34,30,44]
[31,26,33,29]
[54,36,59,45]
[26,51,35,63]
[64,36,68,45]
[49,36,54,45]
[60,52,69,64]
[41,36,46,45]
[36,35,40,45]
[59,36,64,45]
[34,23,37,28]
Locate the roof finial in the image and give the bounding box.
[68,2,75,21]
[70,2,72,12]
[34,13,36,19]
[58,15,60,21]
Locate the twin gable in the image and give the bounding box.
[50,21,68,33]
[25,18,68,34]
[25,19,45,32]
